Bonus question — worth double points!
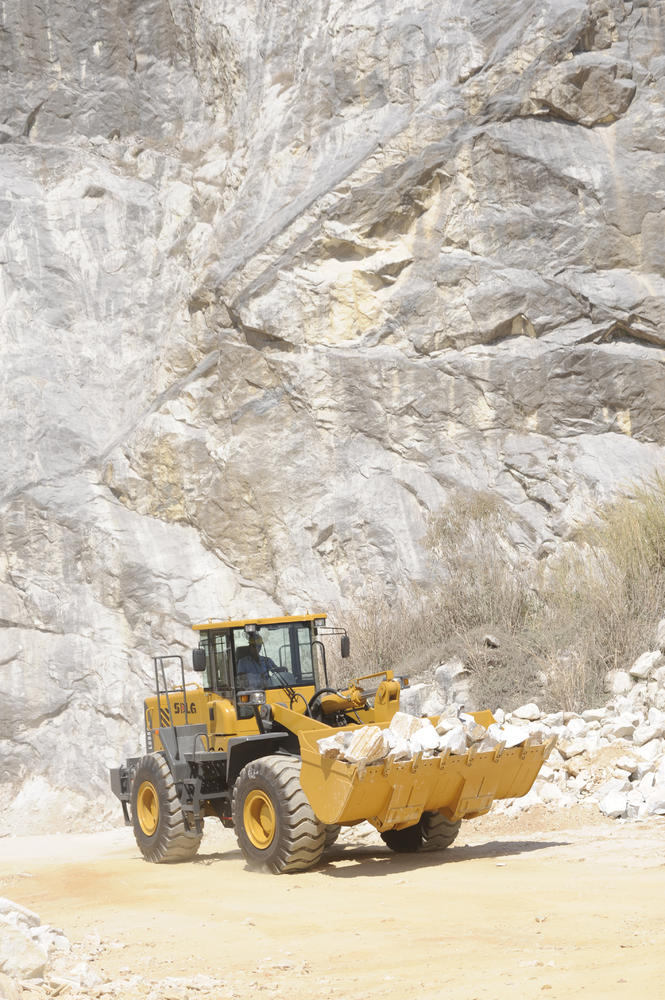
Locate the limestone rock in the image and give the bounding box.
[0,974,20,1000]
[2,0,665,831]
[0,899,40,930]
[339,727,389,765]
[603,717,636,740]
[629,651,663,680]
[438,726,467,756]
[644,784,665,815]
[0,922,47,979]
[529,51,636,128]
[605,671,634,696]
[512,703,541,722]
[397,684,428,719]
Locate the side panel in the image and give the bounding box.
[225,733,293,785]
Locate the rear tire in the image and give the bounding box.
[232,755,325,873]
[421,812,461,850]
[130,754,202,863]
[380,822,423,853]
[323,824,341,850]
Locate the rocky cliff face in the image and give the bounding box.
[1,0,665,831]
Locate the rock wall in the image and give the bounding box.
[2,0,665,830]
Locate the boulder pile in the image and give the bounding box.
[322,632,665,822]
[318,709,542,764]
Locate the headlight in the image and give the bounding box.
[238,690,267,705]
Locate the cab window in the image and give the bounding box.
[198,631,233,692]
[232,622,315,687]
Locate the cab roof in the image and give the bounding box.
[192,613,327,632]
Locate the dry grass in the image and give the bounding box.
[336,477,665,713]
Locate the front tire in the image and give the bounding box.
[232,755,325,873]
[421,812,461,850]
[130,754,202,863]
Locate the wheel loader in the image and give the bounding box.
[110,613,556,873]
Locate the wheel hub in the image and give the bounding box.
[244,789,276,849]
[137,779,159,836]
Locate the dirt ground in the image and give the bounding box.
[1,807,664,1000]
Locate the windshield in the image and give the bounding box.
[233,621,315,690]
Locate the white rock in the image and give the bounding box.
[558,738,587,759]
[598,789,628,819]
[614,756,640,775]
[647,706,665,727]
[493,708,506,725]
[434,714,462,735]
[438,726,467,755]
[581,708,607,722]
[389,711,427,740]
[626,788,645,819]
[0,972,20,1000]
[0,898,40,930]
[543,711,564,727]
[0,921,48,978]
[421,692,447,717]
[605,670,633,695]
[629,650,663,680]
[512,702,541,721]
[638,772,656,796]
[633,758,654,781]
[565,717,587,738]
[410,720,440,753]
[477,732,502,753]
[385,733,412,761]
[603,716,636,740]
[461,717,487,743]
[637,738,664,761]
[653,666,665,687]
[644,783,665,815]
[433,659,467,701]
[343,726,390,764]
[633,722,665,747]
[317,730,352,759]
[398,683,427,717]
[489,722,530,748]
[31,924,71,955]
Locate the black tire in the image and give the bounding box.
[380,822,423,853]
[323,824,341,850]
[130,754,202,863]
[421,812,461,850]
[232,755,325,874]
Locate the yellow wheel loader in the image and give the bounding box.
[110,613,555,873]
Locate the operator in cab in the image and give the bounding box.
[237,634,277,689]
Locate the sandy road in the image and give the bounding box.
[1,810,664,1000]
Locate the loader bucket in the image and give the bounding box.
[298,726,556,831]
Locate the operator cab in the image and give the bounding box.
[192,614,330,718]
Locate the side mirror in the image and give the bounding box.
[192,648,207,672]
[340,635,350,659]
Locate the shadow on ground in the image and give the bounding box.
[318,838,568,878]
[190,837,568,876]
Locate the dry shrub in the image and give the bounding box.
[425,489,536,635]
[536,473,665,704]
[333,476,665,714]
